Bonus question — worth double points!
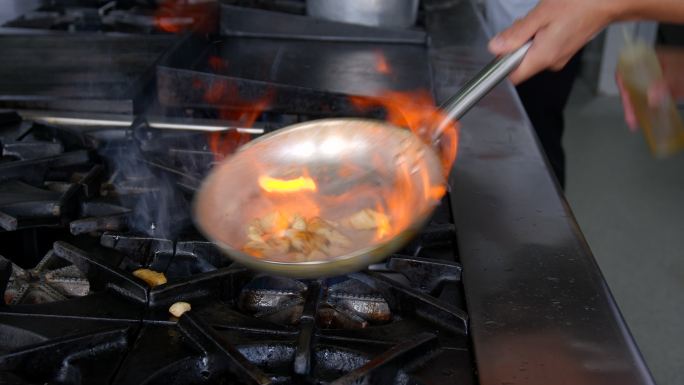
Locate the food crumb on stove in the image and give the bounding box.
[169,301,191,318]
[132,268,167,287]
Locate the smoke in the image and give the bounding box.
[129,167,191,239]
[100,123,193,240]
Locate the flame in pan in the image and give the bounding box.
[259,176,318,193]
[349,90,459,176]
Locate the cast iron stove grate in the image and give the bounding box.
[0,111,474,384]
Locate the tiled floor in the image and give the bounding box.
[564,82,684,385]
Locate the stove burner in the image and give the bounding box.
[2,251,89,305]
[239,276,392,329]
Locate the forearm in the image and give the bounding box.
[612,0,684,23]
[489,0,684,84]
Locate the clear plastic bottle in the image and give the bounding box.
[617,36,684,158]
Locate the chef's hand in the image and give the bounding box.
[488,0,618,84]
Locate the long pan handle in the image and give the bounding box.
[433,41,532,142]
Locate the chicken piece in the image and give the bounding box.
[243,240,269,258]
[133,268,167,287]
[306,249,328,262]
[290,215,307,231]
[344,209,389,231]
[310,232,331,253]
[245,212,355,262]
[308,217,351,247]
[265,238,291,255]
[169,302,191,317]
[246,220,265,242]
[283,229,314,254]
[259,211,289,233]
[306,217,328,233]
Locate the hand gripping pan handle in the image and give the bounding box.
[432,41,532,142]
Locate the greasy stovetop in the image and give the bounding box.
[0,109,473,384]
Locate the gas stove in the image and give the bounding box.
[0,110,471,384]
[0,1,657,385]
[0,1,472,379]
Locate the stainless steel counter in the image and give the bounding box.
[426,1,656,384]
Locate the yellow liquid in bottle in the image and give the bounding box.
[617,42,684,157]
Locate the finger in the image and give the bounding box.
[616,75,639,132]
[549,55,572,72]
[489,7,548,55]
[508,30,555,84]
[647,80,668,107]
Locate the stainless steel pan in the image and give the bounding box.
[193,42,532,278]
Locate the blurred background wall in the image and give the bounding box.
[0,0,41,25]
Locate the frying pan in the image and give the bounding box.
[193,42,532,278]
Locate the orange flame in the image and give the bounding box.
[244,89,458,251]
[195,59,274,161]
[375,53,391,75]
[208,56,228,72]
[374,203,391,240]
[259,176,318,193]
[349,90,459,175]
[208,130,251,162]
[153,0,216,34]
[344,89,460,242]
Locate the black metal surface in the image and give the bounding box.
[178,312,272,385]
[387,256,462,295]
[330,332,438,385]
[425,1,657,385]
[156,32,430,115]
[220,4,427,44]
[0,34,176,114]
[0,162,101,231]
[0,327,130,384]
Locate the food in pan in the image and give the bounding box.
[241,209,390,262]
[342,208,389,230]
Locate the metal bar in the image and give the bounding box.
[293,280,322,376]
[220,5,427,45]
[386,256,462,294]
[69,214,130,235]
[433,41,531,142]
[0,327,128,371]
[353,273,468,335]
[148,267,245,308]
[52,241,148,304]
[178,312,272,385]
[0,211,18,232]
[23,114,264,134]
[330,332,438,385]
